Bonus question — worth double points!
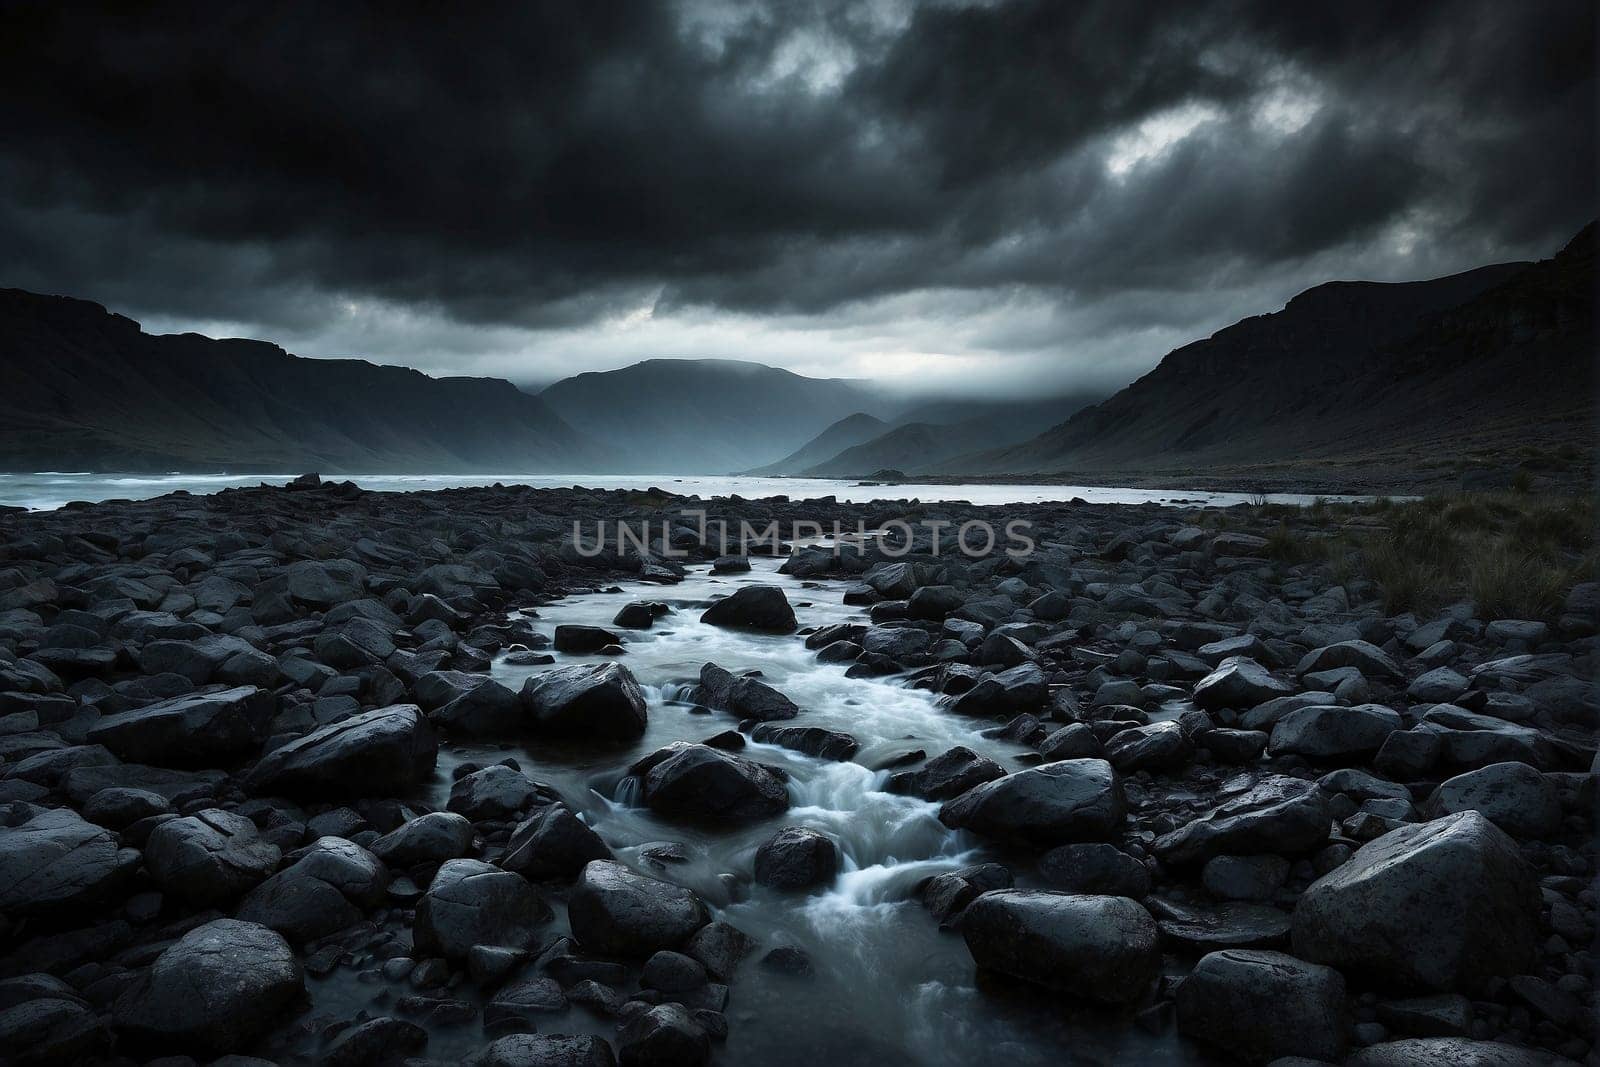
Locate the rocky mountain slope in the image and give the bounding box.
[962,225,1596,490]
[758,396,1102,478]
[537,359,889,473]
[0,289,611,473]
[744,412,889,476]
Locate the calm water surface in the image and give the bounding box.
[0,471,1368,511]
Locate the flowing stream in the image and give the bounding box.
[383,556,1217,1065]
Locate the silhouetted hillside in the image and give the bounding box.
[0,290,610,473]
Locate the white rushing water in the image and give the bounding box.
[399,556,1207,1065]
[0,470,1371,511]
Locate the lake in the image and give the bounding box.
[0,472,1370,512]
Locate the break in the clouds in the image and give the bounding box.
[1,0,1592,395]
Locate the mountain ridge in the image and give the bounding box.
[0,288,611,474]
[950,225,1594,488]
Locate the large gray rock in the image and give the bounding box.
[236,836,387,942]
[618,1001,709,1065]
[1154,776,1331,866]
[940,759,1125,846]
[1296,639,1403,681]
[1292,811,1539,991]
[448,764,553,821]
[0,804,125,915]
[1193,657,1295,711]
[500,804,612,881]
[414,859,548,960]
[1175,949,1347,1065]
[1037,843,1150,898]
[432,679,523,736]
[86,685,273,766]
[145,808,281,906]
[635,742,789,821]
[370,811,475,866]
[0,973,109,1063]
[960,891,1159,1004]
[136,634,264,684]
[112,918,303,1056]
[948,663,1049,716]
[1424,762,1561,839]
[699,586,796,632]
[472,1033,617,1067]
[1268,703,1401,760]
[1418,705,1558,770]
[695,662,798,722]
[753,826,839,891]
[885,745,1006,801]
[244,704,437,799]
[568,860,709,958]
[285,559,367,609]
[1102,720,1192,772]
[749,723,859,761]
[1344,1038,1570,1067]
[519,663,648,741]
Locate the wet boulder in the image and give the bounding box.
[1296,639,1403,681]
[1175,949,1348,1064]
[135,634,264,685]
[1192,657,1295,711]
[449,764,555,821]
[618,1002,709,1066]
[1342,1038,1563,1066]
[1291,811,1539,991]
[1037,842,1150,898]
[244,704,437,800]
[431,679,523,736]
[923,863,1014,927]
[86,685,274,766]
[519,663,648,741]
[960,891,1159,1004]
[554,625,622,653]
[1418,705,1557,770]
[500,804,613,881]
[749,723,858,761]
[862,625,934,660]
[0,973,110,1063]
[285,559,367,610]
[568,859,709,958]
[753,826,839,891]
[939,759,1124,847]
[1102,720,1192,772]
[0,804,127,915]
[1154,776,1331,866]
[414,859,549,960]
[144,808,281,906]
[371,810,475,867]
[695,662,798,722]
[949,663,1049,716]
[699,585,796,632]
[112,918,303,1056]
[1268,703,1401,761]
[635,742,789,821]
[885,746,1006,801]
[472,1033,618,1066]
[236,835,387,942]
[1423,762,1561,839]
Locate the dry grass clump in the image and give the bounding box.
[1258,492,1596,619]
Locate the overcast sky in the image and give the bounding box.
[2,0,1593,397]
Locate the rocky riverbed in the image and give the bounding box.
[0,476,1594,1066]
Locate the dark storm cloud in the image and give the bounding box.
[0,0,1592,392]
